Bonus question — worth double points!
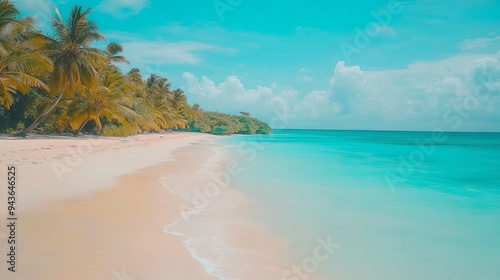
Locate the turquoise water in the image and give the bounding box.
[220,129,500,280]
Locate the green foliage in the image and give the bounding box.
[0,94,31,133]
[5,122,24,134]
[101,124,138,137]
[189,111,272,135]
[0,2,272,137]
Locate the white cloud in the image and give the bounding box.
[330,61,364,86]
[182,52,500,131]
[14,0,58,29]
[182,73,324,122]
[295,90,341,118]
[459,35,500,50]
[121,41,218,65]
[106,33,237,66]
[14,0,50,12]
[102,26,242,78]
[325,54,500,130]
[97,0,149,19]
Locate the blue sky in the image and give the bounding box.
[16,0,500,131]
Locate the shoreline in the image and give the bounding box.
[0,132,299,279]
[162,140,296,280]
[0,133,219,279]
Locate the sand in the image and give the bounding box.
[0,132,218,279]
[0,132,300,280]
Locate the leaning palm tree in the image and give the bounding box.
[0,0,53,109]
[18,5,108,136]
[57,67,136,135]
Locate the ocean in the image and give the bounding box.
[166,129,500,280]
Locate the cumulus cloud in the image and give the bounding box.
[326,55,500,130]
[329,61,365,114]
[182,73,286,118]
[181,52,500,131]
[97,0,149,19]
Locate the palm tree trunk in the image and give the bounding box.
[16,93,64,137]
[74,119,89,136]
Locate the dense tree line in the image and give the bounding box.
[188,111,272,135]
[0,1,271,136]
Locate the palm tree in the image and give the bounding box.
[132,94,167,132]
[146,74,171,97]
[57,67,136,135]
[106,42,129,65]
[18,5,108,136]
[0,0,53,109]
[153,93,187,130]
[0,0,17,30]
[169,88,188,111]
[125,69,165,132]
[186,103,202,123]
[127,68,144,86]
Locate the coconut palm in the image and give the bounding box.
[0,0,17,30]
[132,94,167,132]
[169,88,188,111]
[57,67,136,135]
[185,103,202,123]
[106,42,129,65]
[0,0,53,109]
[146,74,171,97]
[124,69,164,132]
[153,92,187,130]
[19,5,108,136]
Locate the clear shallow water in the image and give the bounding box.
[162,143,287,280]
[220,129,500,280]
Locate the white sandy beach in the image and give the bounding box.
[0,132,297,280]
[0,133,219,279]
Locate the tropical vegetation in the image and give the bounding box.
[189,111,272,135]
[0,1,271,136]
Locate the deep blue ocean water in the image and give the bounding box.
[220,129,500,280]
